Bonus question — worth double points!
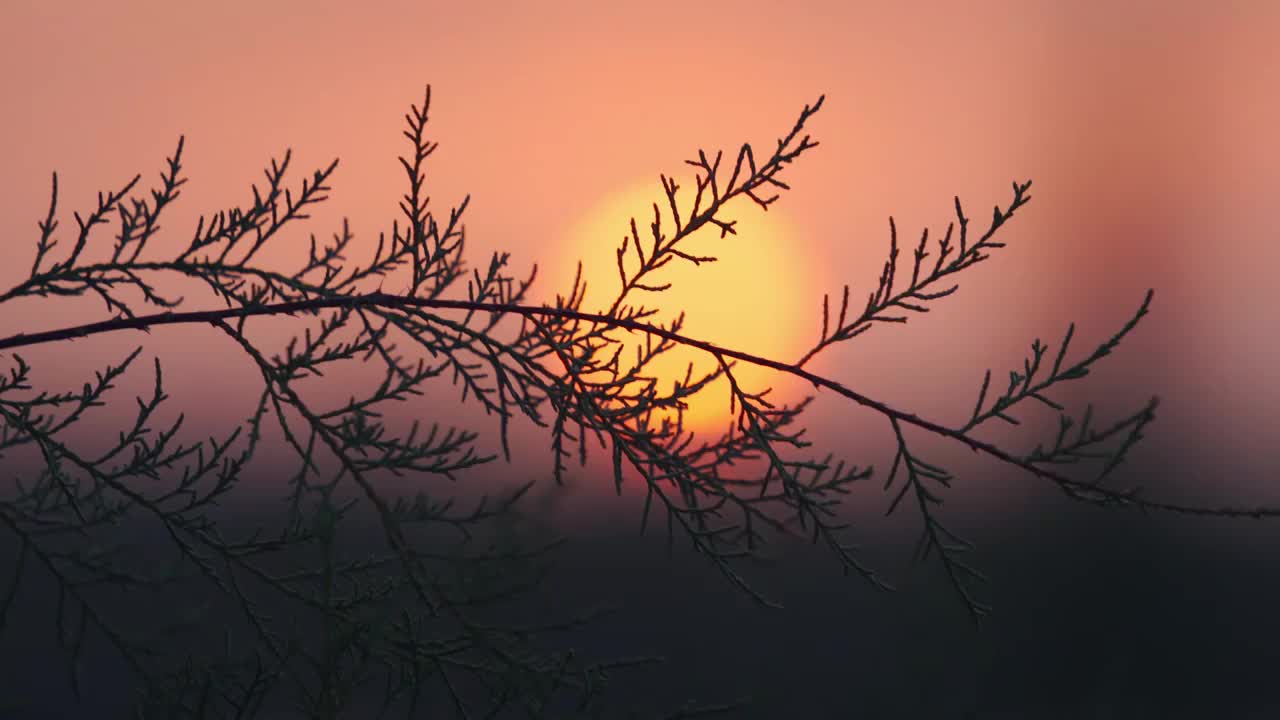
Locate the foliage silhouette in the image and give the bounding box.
[2,86,1277,717]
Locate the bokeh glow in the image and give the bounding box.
[555,181,812,433]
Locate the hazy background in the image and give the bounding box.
[2,1,1279,716]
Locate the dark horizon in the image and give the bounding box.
[5,446,1280,716]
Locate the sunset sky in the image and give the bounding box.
[5,0,1276,516]
[4,1,1280,716]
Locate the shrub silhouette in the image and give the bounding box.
[2,86,1275,718]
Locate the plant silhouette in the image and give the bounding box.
[2,86,1276,718]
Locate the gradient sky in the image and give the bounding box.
[2,1,1277,520]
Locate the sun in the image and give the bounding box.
[550,180,813,434]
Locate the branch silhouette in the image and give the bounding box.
[5,287,1270,524]
[3,84,1275,717]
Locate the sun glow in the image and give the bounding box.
[553,181,813,434]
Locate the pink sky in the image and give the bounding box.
[2,1,1277,516]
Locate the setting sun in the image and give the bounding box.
[552,180,814,434]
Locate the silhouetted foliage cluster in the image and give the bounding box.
[2,86,1276,718]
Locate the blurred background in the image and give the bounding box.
[2,1,1278,716]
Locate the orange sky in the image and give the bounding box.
[3,1,1277,516]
